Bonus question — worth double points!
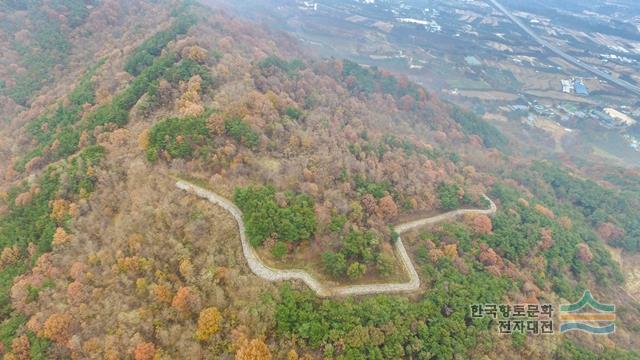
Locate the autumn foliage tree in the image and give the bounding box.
[471,214,492,235]
[443,244,458,258]
[53,227,71,246]
[596,222,625,243]
[195,307,223,341]
[533,204,555,219]
[182,45,208,63]
[50,198,69,222]
[236,338,272,360]
[176,75,204,117]
[378,195,398,219]
[539,228,554,250]
[151,284,173,304]
[43,313,72,344]
[576,243,593,263]
[0,246,19,268]
[134,342,156,360]
[172,286,200,314]
[11,335,30,360]
[478,246,502,267]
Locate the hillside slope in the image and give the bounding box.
[0,1,638,359]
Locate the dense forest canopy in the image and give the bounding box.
[0,1,637,359]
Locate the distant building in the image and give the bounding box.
[300,1,318,11]
[508,105,529,112]
[591,109,620,128]
[573,79,589,95]
[559,78,588,95]
[574,111,586,119]
[623,134,639,151]
[561,79,573,93]
[590,108,637,129]
[533,104,552,116]
[397,17,441,32]
[604,107,637,126]
[465,56,481,66]
[558,103,577,114]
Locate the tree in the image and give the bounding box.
[596,222,625,242]
[540,228,554,250]
[50,199,69,222]
[437,183,461,211]
[67,280,85,303]
[53,227,71,246]
[151,284,173,304]
[534,204,555,219]
[285,107,302,120]
[172,286,200,313]
[378,195,398,219]
[361,194,378,216]
[443,244,458,258]
[225,117,260,149]
[195,307,223,341]
[399,95,415,111]
[146,114,211,162]
[349,201,364,223]
[272,242,287,259]
[343,229,378,262]
[287,349,299,360]
[124,14,196,75]
[206,113,225,135]
[323,252,347,277]
[479,247,501,267]
[0,246,19,268]
[43,313,72,344]
[236,338,272,360]
[449,106,507,149]
[14,191,33,207]
[82,337,101,356]
[376,253,394,276]
[576,244,593,263]
[134,342,156,360]
[177,75,204,117]
[302,168,314,182]
[179,259,193,279]
[347,262,366,279]
[182,45,208,63]
[471,215,492,235]
[234,186,316,246]
[11,335,30,360]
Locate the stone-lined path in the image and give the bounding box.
[176,180,497,297]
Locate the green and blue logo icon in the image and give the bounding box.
[559,291,615,334]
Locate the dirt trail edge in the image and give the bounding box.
[176,180,497,297]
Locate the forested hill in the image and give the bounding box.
[0,1,638,359]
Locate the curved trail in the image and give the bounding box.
[176,180,497,297]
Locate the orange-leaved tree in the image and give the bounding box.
[236,338,272,360]
[43,313,72,344]
[134,342,156,360]
[195,307,223,341]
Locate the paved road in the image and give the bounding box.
[489,0,640,97]
[176,180,496,297]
